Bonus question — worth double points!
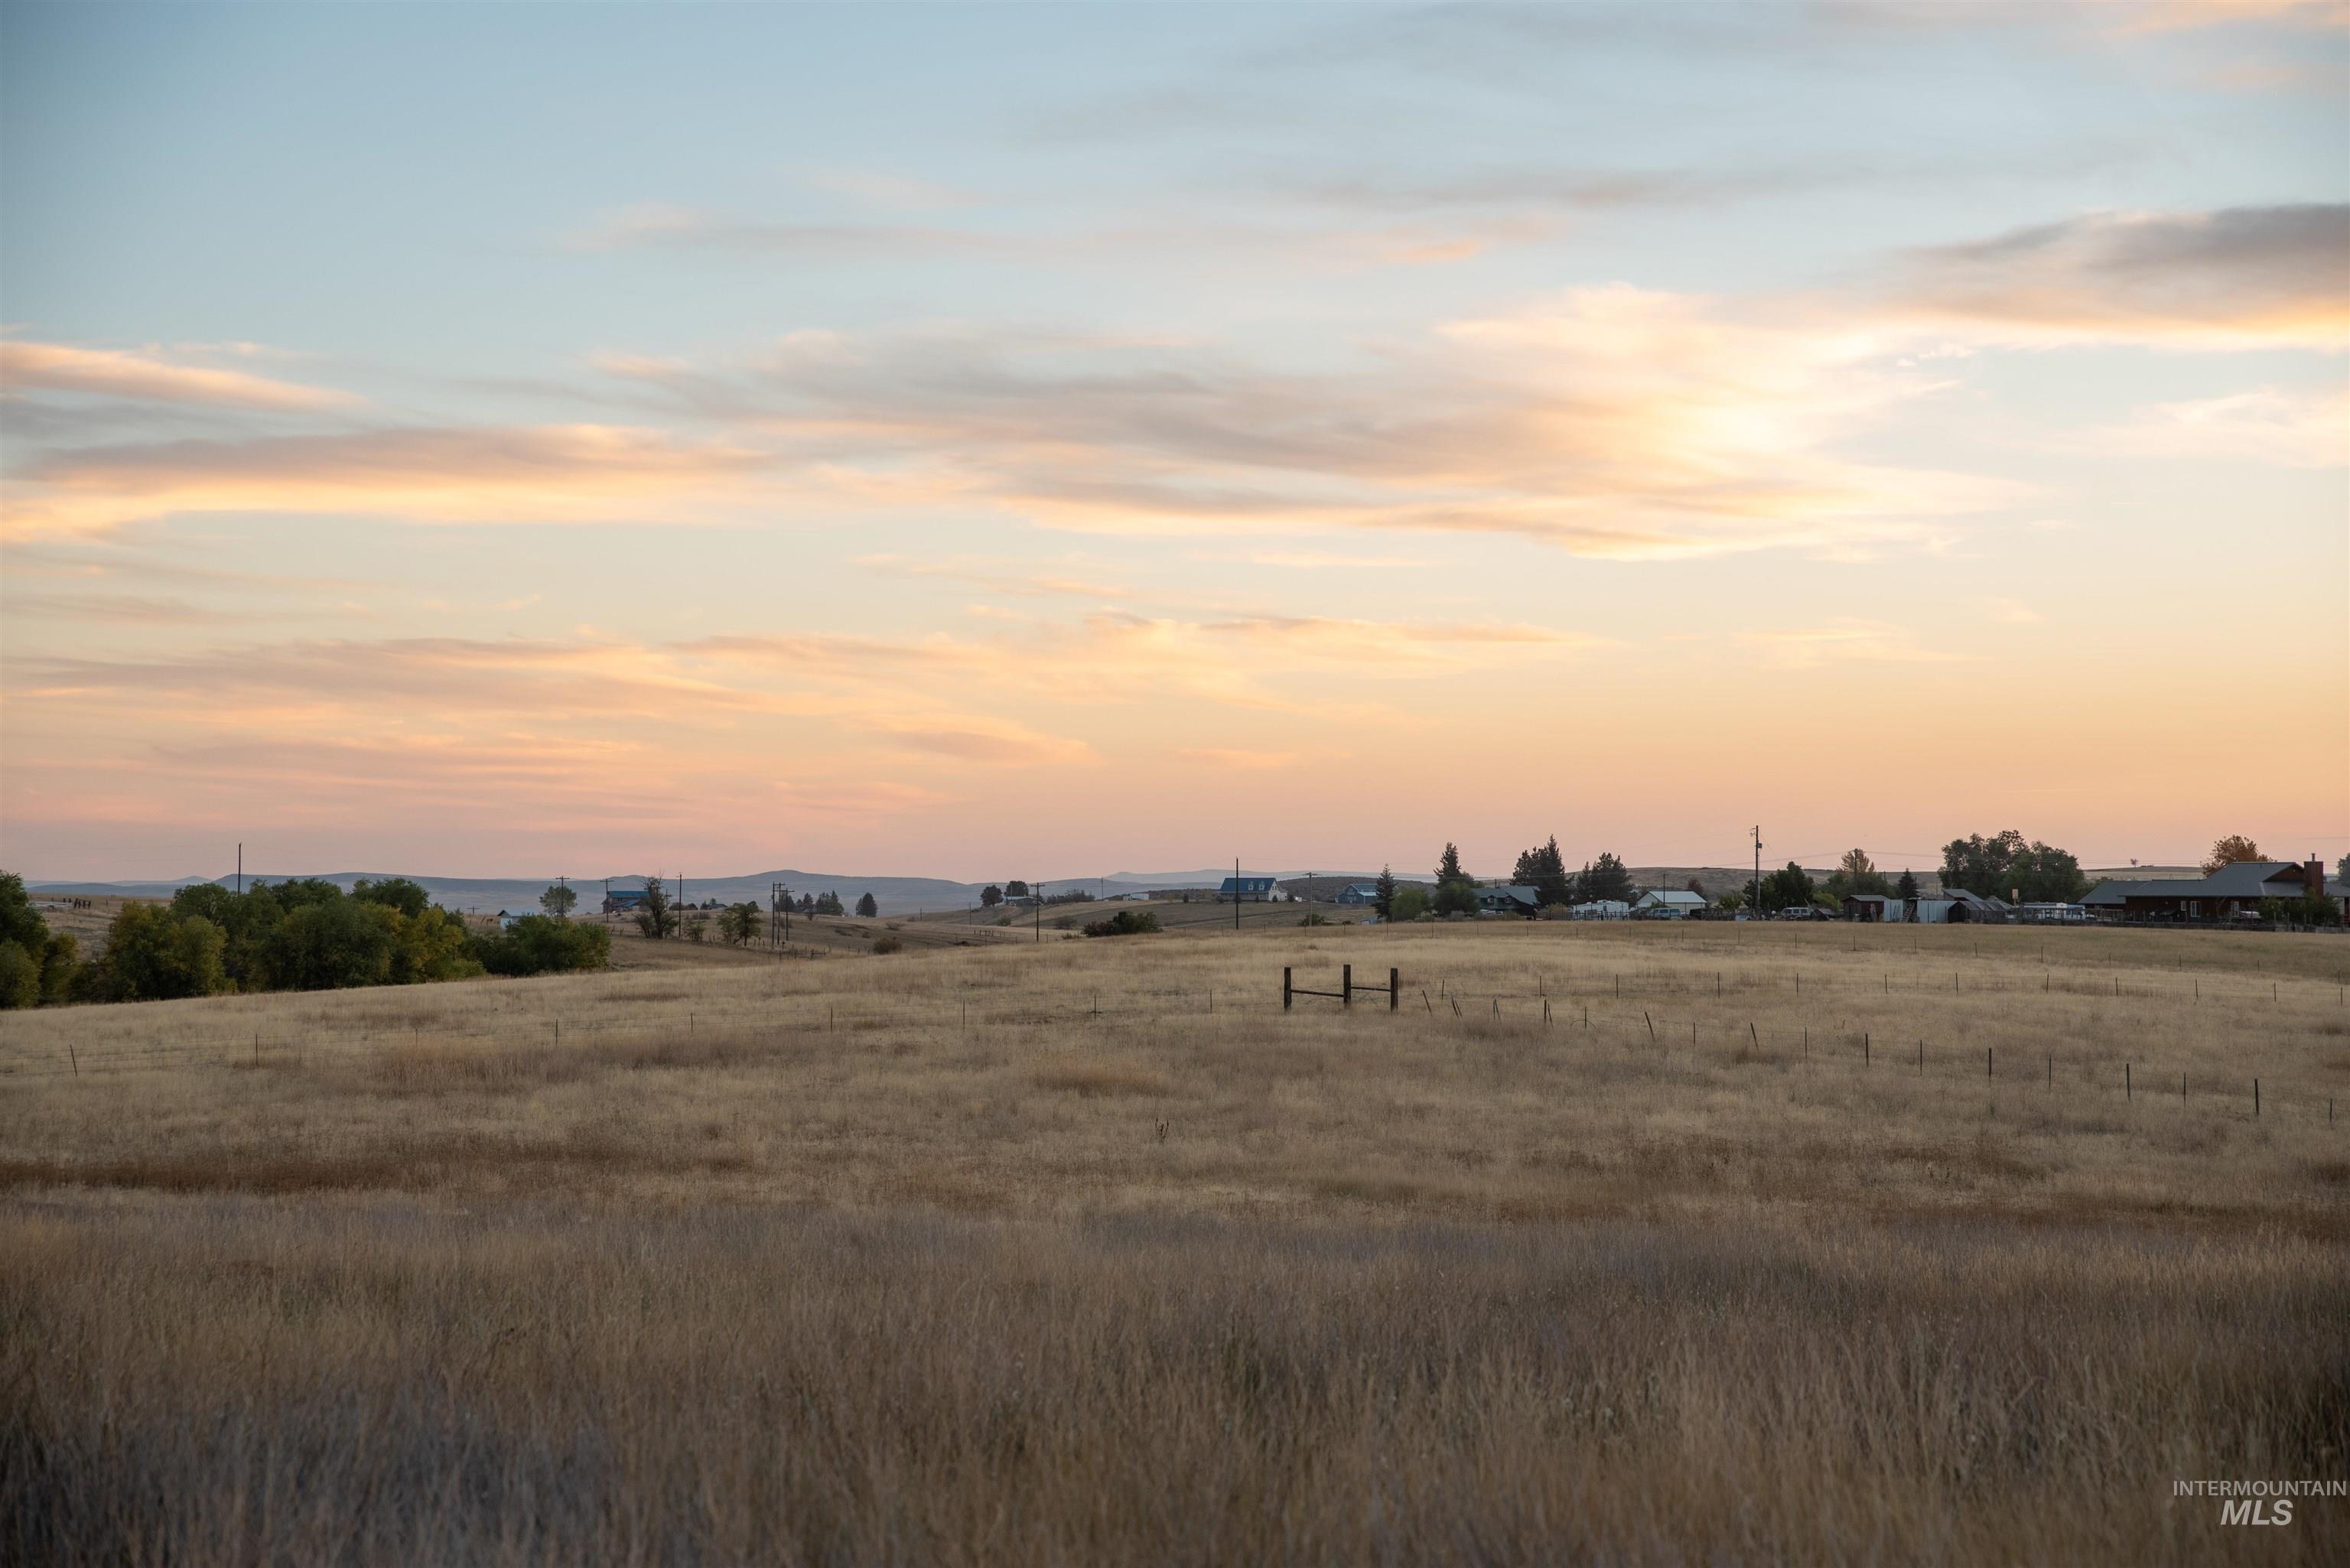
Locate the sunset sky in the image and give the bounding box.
[3,1,2345,884]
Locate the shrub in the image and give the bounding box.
[1082,909,1160,939]
[1388,886,1428,922]
[871,935,904,955]
[0,939,38,1010]
[1298,911,1332,926]
[96,904,229,1001]
[472,916,610,977]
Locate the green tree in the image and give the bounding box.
[269,898,400,990]
[1433,843,1478,914]
[389,907,479,983]
[1942,831,2088,903]
[1896,868,1920,900]
[1512,837,1573,905]
[352,877,430,919]
[0,941,38,1009]
[634,877,679,939]
[1747,862,1815,913]
[814,891,845,916]
[37,932,81,1004]
[1435,844,1465,885]
[0,872,48,953]
[980,884,1003,908]
[473,915,611,977]
[540,882,578,918]
[1576,853,1635,905]
[1373,865,1398,921]
[0,873,83,1007]
[1004,880,1030,899]
[1388,886,1429,921]
[1824,848,1889,903]
[856,892,879,917]
[98,904,228,1001]
[1717,890,1746,912]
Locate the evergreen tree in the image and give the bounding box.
[1896,868,1920,900]
[1578,852,1635,904]
[1005,880,1030,899]
[856,892,878,917]
[1512,836,1573,905]
[1373,865,1398,921]
[1433,843,1478,916]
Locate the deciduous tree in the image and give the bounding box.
[2203,835,2264,876]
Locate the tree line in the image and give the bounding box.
[0,872,608,1009]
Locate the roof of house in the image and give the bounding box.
[1479,884,1541,904]
[1636,890,1707,907]
[1218,875,1277,892]
[1845,893,1892,905]
[2083,862,2309,904]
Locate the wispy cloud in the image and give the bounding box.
[0,339,358,411]
[2,424,772,539]
[2078,386,2348,467]
[1740,620,1971,669]
[1889,204,2350,349]
[854,553,1134,600]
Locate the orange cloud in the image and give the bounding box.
[2,425,772,540]
[0,340,357,410]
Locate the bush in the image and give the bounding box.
[0,939,38,1010]
[472,916,610,977]
[1297,911,1332,926]
[1082,909,1160,939]
[1432,880,1479,918]
[871,934,904,955]
[1387,886,1428,922]
[97,904,229,1001]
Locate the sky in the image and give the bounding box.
[2,0,2345,884]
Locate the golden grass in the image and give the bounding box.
[3,920,2348,1563]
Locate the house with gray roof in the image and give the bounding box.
[2081,860,2332,921]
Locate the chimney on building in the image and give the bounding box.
[2304,858,2325,898]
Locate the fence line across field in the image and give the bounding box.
[5,978,2342,1130]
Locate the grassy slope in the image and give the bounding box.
[3,922,2347,1565]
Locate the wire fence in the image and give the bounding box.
[4,963,2343,1130]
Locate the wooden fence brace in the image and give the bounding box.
[1423,989,1433,1013]
[1543,997,1552,1024]
[1645,1011,1655,1042]
[1863,1031,1870,1065]
[1987,1046,1993,1079]
[2254,1078,2260,1117]
[66,1039,77,1077]
[1343,965,1352,1009]
[1390,968,1400,1011]
[1749,1021,1759,1049]
[1450,996,1461,1017]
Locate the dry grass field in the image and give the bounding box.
[4,919,2347,1564]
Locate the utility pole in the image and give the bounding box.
[1235,857,1241,932]
[1753,825,1762,917]
[236,842,242,896]
[1035,879,1042,943]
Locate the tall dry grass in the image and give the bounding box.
[5,1199,2345,1566]
[2,921,2347,1562]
